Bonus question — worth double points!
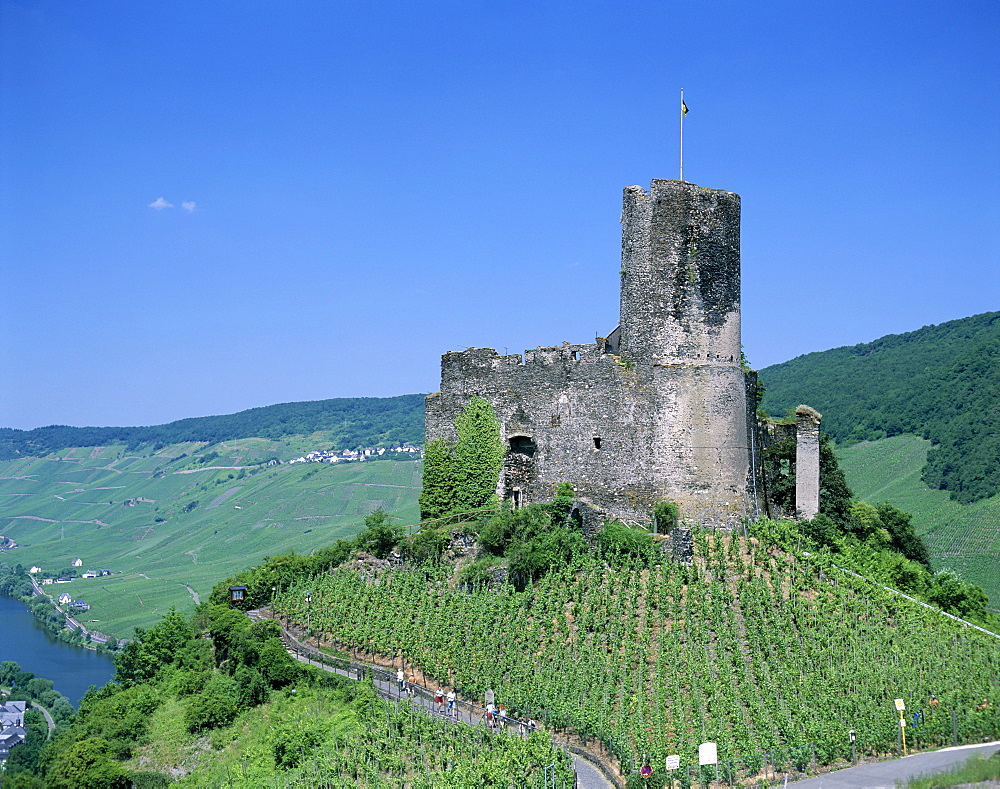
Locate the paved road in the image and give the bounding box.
[281,632,615,788]
[30,700,55,736]
[791,741,1000,788]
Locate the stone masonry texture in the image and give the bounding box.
[426,180,756,527]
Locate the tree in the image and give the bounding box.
[234,665,270,709]
[355,508,404,559]
[652,501,679,534]
[875,502,932,568]
[420,398,504,521]
[0,660,21,686]
[46,737,130,789]
[927,571,989,622]
[256,638,300,688]
[205,604,251,667]
[115,608,194,686]
[184,673,239,733]
[401,523,451,563]
[419,438,459,520]
[453,397,505,513]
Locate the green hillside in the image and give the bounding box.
[0,438,421,638]
[0,394,426,460]
[836,435,1000,609]
[759,311,1000,504]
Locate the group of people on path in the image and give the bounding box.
[396,667,537,735]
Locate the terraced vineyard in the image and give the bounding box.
[837,434,1000,607]
[275,523,1000,783]
[0,439,420,637]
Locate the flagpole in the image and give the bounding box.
[679,88,684,182]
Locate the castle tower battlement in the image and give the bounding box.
[620,180,741,366]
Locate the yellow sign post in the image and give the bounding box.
[895,698,907,755]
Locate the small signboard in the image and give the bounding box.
[485,689,495,706]
[640,766,652,777]
[698,742,718,766]
[665,755,680,770]
[894,698,906,711]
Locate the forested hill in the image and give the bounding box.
[0,394,426,460]
[759,311,1000,504]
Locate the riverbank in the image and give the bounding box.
[0,564,120,654]
[0,595,116,705]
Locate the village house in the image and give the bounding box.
[0,700,28,764]
[71,558,83,567]
[58,592,72,605]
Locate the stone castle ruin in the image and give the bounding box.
[426,179,819,526]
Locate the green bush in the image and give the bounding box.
[184,673,239,733]
[596,521,656,566]
[652,501,679,534]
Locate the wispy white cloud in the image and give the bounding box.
[148,197,173,210]
[181,201,196,213]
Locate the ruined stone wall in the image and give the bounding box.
[426,180,754,527]
[425,342,659,521]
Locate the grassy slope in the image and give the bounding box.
[0,437,420,638]
[836,434,1000,607]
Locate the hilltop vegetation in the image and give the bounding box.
[0,395,425,460]
[759,311,1000,504]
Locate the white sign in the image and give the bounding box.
[698,742,718,766]
[900,719,906,728]
[894,698,906,711]
[665,755,680,770]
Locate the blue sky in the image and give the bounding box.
[2,0,997,430]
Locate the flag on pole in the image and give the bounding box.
[682,100,689,116]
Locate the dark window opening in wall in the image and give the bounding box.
[509,436,536,458]
[593,437,602,450]
[573,351,581,361]
[550,415,561,427]
[512,488,523,510]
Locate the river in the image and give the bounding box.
[0,595,116,704]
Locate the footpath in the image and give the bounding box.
[790,740,1000,789]
[252,610,616,789]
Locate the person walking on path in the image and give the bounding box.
[396,668,405,693]
[497,703,508,731]
[435,687,444,714]
[486,702,496,730]
[446,689,457,719]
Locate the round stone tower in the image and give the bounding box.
[618,180,750,526]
